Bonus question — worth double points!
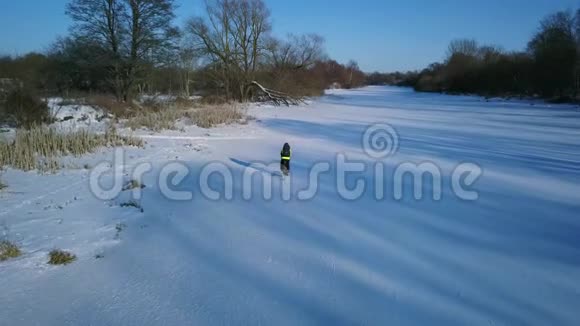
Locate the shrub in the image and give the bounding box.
[0,125,143,172]
[48,249,76,265]
[0,89,52,128]
[0,240,22,261]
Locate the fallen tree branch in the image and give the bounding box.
[250,81,305,106]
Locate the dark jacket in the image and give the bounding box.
[281,143,291,161]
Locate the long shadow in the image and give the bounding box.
[230,157,282,177]
[89,149,578,325]
[261,117,580,179]
[140,184,541,324]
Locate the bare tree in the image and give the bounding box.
[265,33,325,91]
[125,0,178,100]
[267,34,325,71]
[346,60,359,87]
[186,0,271,101]
[66,0,125,54]
[66,0,125,99]
[186,2,234,99]
[447,39,479,60]
[230,0,271,100]
[177,46,200,97]
[575,9,580,94]
[66,0,178,101]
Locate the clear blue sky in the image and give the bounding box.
[0,0,577,72]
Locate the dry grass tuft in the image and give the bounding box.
[86,94,196,119]
[0,240,22,261]
[0,125,143,172]
[125,109,183,131]
[124,103,245,131]
[48,249,76,265]
[200,94,229,105]
[174,97,197,109]
[186,104,246,129]
[65,94,244,131]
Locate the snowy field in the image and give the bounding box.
[1,86,580,325]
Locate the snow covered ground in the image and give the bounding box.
[1,86,579,325]
[47,98,113,131]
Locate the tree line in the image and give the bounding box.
[7,1,573,105]
[0,0,366,103]
[370,8,580,101]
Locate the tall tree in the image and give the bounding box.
[176,46,200,97]
[528,10,577,97]
[230,0,271,100]
[346,60,360,88]
[575,9,580,94]
[186,0,271,101]
[66,0,177,101]
[66,0,125,98]
[125,0,178,100]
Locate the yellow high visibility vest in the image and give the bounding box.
[281,150,291,160]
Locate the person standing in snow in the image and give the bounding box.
[280,143,291,176]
